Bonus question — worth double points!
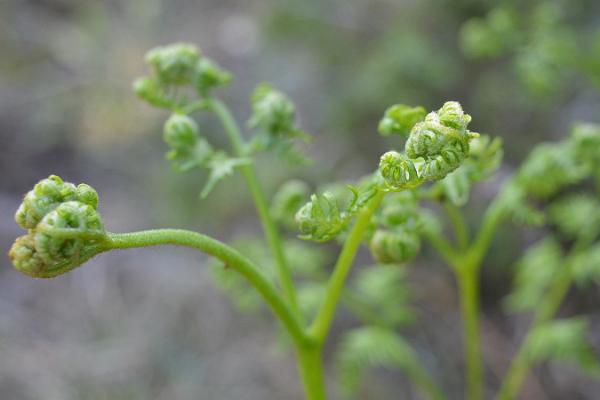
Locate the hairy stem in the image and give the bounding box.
[310,191,385,343]
[208,98,299,316]
[107,229,306,345]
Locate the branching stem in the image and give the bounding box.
[207,98,299,317]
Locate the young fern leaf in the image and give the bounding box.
[571,244,600,287]
[516,141,588,199]
[200,153,252,198]
[295,180,379,243]
[247,83,311,164]
[549,194,600,241]
[350,267,414,328]
[526,318,600,377]
[504,237,563,312]
[336,327,441,399]
[496,182,545,227]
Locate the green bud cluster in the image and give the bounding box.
[379,101,479,191]
[369,229,420,265]
[378,104,426,137]
[134,43,232,110]
[369,192,422,265]
[249,83,301,138]
[163,113,213,172]
[9,176,107,278]
[247,83,311,164]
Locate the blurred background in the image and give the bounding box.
[2,0,600,399]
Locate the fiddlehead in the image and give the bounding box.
[378,101,479,191]
[15,175,99,229]
[379,151,419,190]
[145,43,201,86]
[134,43,231,111]
[369,229,420,265]
[163,113,214,171]
[378,104,426,137]
[296,192,347,243]
[406,101,478,181]
[247,83,311,163]
[9,176,108,278]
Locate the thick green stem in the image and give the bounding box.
[208,98,299,316]
[310,191,385,343]
[457,266,483,400]
[297,344,327,400]
[107,229,306,345]
[495,262,573,400]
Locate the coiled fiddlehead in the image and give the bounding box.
[406,102,477,181]
[163,113,214,171]
[295,192,347,243]
[134,43,232,111]
[369,229,420,265]
[145,43,201,86]
[379,101,478,190]
[379,151,419,190]
[378,104,426,137]
[9,176,108,278]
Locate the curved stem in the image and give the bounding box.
[207,98,299,317]
[310,191,385,343]
[423,228,462,271]
[107,229,306,345]
[469,198,505,268]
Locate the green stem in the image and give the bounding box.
[457,266,483,400]
[423,228,461,270]
[444,203,470,251]
[208,98,299,316]
[107,229,306,345]
[405,361,449,400]
[469,198,505,268]
[310,191,385,343]
[297,344,327,400]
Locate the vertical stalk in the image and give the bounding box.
[208,98,299,315]
[444,203,470,251]
[310,191,385,342]
[457,266,483,400]
[297,344,327,400]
